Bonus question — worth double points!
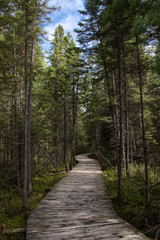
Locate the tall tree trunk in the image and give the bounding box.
[11,97,14,166]
[63,89,67,167]
[71,75,76,168]
[112,73,120,142]
[27,79,32,195]
[136,36,149,205]
[71,74,79,168]
[122,38,130,177]
[96,27,123,200]
[54,78,58,167]
[130,124,133,163]
[7,99,10,173]
[117,35,123,202]
[27,37,35,196]
[15,95,21,194]
[13,28,21,194]
[23,0,29,208]
[94,124,99,152]
[96,19,120,182]
[99,37,119,153]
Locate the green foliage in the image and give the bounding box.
[33,173,64,194]
[103,164,160,238]
[0,172,65,234]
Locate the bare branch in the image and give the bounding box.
[149,181,160,190]
[97,152,114,168]
[38,144,60,174]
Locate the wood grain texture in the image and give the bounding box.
[26,154,150,239]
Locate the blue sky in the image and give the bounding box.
[41,0,85,53]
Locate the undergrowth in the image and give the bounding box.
[102,163,160,239]
[0,170,66,240]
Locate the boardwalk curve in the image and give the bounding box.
[26,154,149,239]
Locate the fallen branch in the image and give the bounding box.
[49,171,66,175]
[145,221,160,240]
[0,228,26,239]
[97,152,114,168]
[5,228,26,234]
[39,144,60,174]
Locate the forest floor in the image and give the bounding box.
[102,163,160,239]
[0,169,66,240]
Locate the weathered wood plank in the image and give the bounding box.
[26,154,150,239]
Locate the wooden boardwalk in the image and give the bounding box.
[26,154,149,239]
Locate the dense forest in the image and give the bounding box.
[0,0,160,239]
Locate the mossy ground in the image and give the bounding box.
[0,170,66,240]
[102,163,160,239]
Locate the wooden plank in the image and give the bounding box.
[26,154,150,240]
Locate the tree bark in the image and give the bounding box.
[54,78,58,167]
[117,35,123,202]
[63,89,67,167]
[112,73,120,142]
[122,38,130,177]
[71,75,76,168]
[13,28,21,194]
[98,29,121,201]
[136,36,149,205]
[27,37,35,196]
[23,0,29,208]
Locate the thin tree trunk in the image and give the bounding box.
[27,82,32,196]
[27,37,35,196]
[13,27,21,194]
[63,90,67,167]
[136,36,149,205]
[130,126,133,163]
[112,73,120,142]
[99,39,119,150]
[96,19,120,178]
[122,39,130,177]
[91,78,99,151]
[7,99,10,173]
[23,0,29,208]
[71,75,76,168]
[15,96,21,194]
[122,122,126,169]
[54,78,58,167]
[94,124,99,152]
[4,134,6,176]
[11,96,14,166]
[117,35,123,202]
[96,10,124,201]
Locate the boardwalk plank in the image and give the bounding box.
[26,154,150,239]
